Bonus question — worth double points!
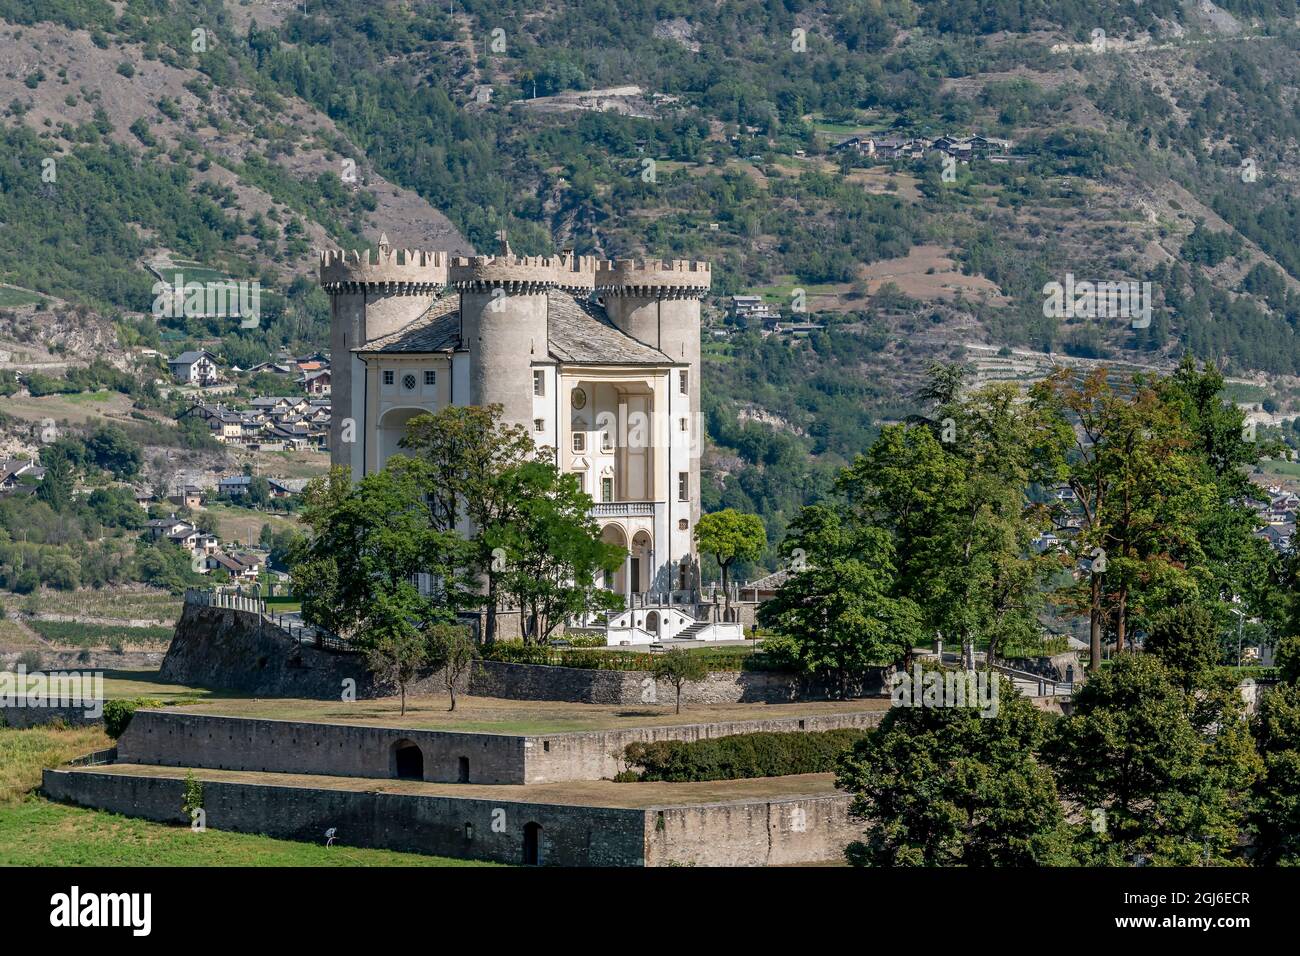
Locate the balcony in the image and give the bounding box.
[590,501,656,518]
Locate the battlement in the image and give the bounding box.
[449,249,598,294]
[596,258,711,298]
[319,236,448,292]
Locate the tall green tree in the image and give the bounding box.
[494,462,624,645]
[694,508,766,618]
[759,508,922,694]
[1046,653,1260,865]
[837,673,1070,866]
[400,404,539,643]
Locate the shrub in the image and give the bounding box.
[563,634,607,648]
[102,697,163,739]
[619,728,867,782]
[15,649,42,673]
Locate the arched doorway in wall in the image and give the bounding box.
[600,524,627,594]
[646,611,660,635]
[631,530,652,598]
[523,822,543,866]
[391,739,424,780]
[377,407,428,470]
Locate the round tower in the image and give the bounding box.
[319,235,448,466]
[451,238,596,430]
[596,258,710,530]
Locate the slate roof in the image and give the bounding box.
[355,291,676,365]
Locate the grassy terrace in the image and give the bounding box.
[170,693,890,734]
[0,669,218,705]
[62,763,843,809]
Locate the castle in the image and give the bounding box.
[320,234,711,618]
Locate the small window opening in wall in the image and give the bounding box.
[424,370,436,386]
[678,519,688,531]
[543,740,550,752]
[458,756,470,783]
[799,720,806,730]
[402,372,417,391]
[679,417,688,432]
[382,370,394,386]
[534,418,545,432]
[534,369,546,396]
[572,432,585,453]
[679,370,688,395]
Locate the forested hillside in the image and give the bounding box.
[2,0,1299,569]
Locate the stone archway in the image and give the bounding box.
[631,530,652,597]
[390,739,424,780]
[600,524,628,593]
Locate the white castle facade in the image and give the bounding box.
[320,235,711,619]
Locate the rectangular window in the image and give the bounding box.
[679,417,688,432]
[601,477,613,503]
[572,432,585,453]
[534,418,545,433]
[574,473,585,493]
[678,472,689,501]
[382,370,394,386]
[680,370,688,394]
[533,370,545,396]
[424,370,436,386]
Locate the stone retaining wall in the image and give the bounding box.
[114,708,884,785]
[41,767,855,866]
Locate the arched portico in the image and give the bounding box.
[376,406,427,471]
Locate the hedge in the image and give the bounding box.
[481,641,792,673]
[617,728,866,782]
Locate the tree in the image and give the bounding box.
[400,404,538,643]
[837,674,1070,866]
[86,486,144,530]
[364,593,431,717]
[759,509,922,695]
[36,455,74,512]
[1032,368,1212,669]
[1046,653,1260,865]
[291,460,470,643]
[84,425,142,479]
[1251,681,1300,865]
[1143,600,1220,690]
[427,623,477,712]
[494,462,624,645]
[652,647,709,715]
[694,509,766,618]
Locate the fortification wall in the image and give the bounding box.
[116,710,525,784]
[159,603,463,700]
[469,660,890,705]
[644,793,857,867]
[42,768,647,866]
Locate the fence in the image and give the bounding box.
[185,587,357,654]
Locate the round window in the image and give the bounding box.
[571,387,587,410]
[402,373,417,391]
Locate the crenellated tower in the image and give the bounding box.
[319,235,448,465]
[451,238,597,429]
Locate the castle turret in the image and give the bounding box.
[451,238,597,429]
[319,235,448,465]
[596,259,710,528]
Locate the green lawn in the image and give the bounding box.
[0,724,490,866]
[0,799,490,866]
